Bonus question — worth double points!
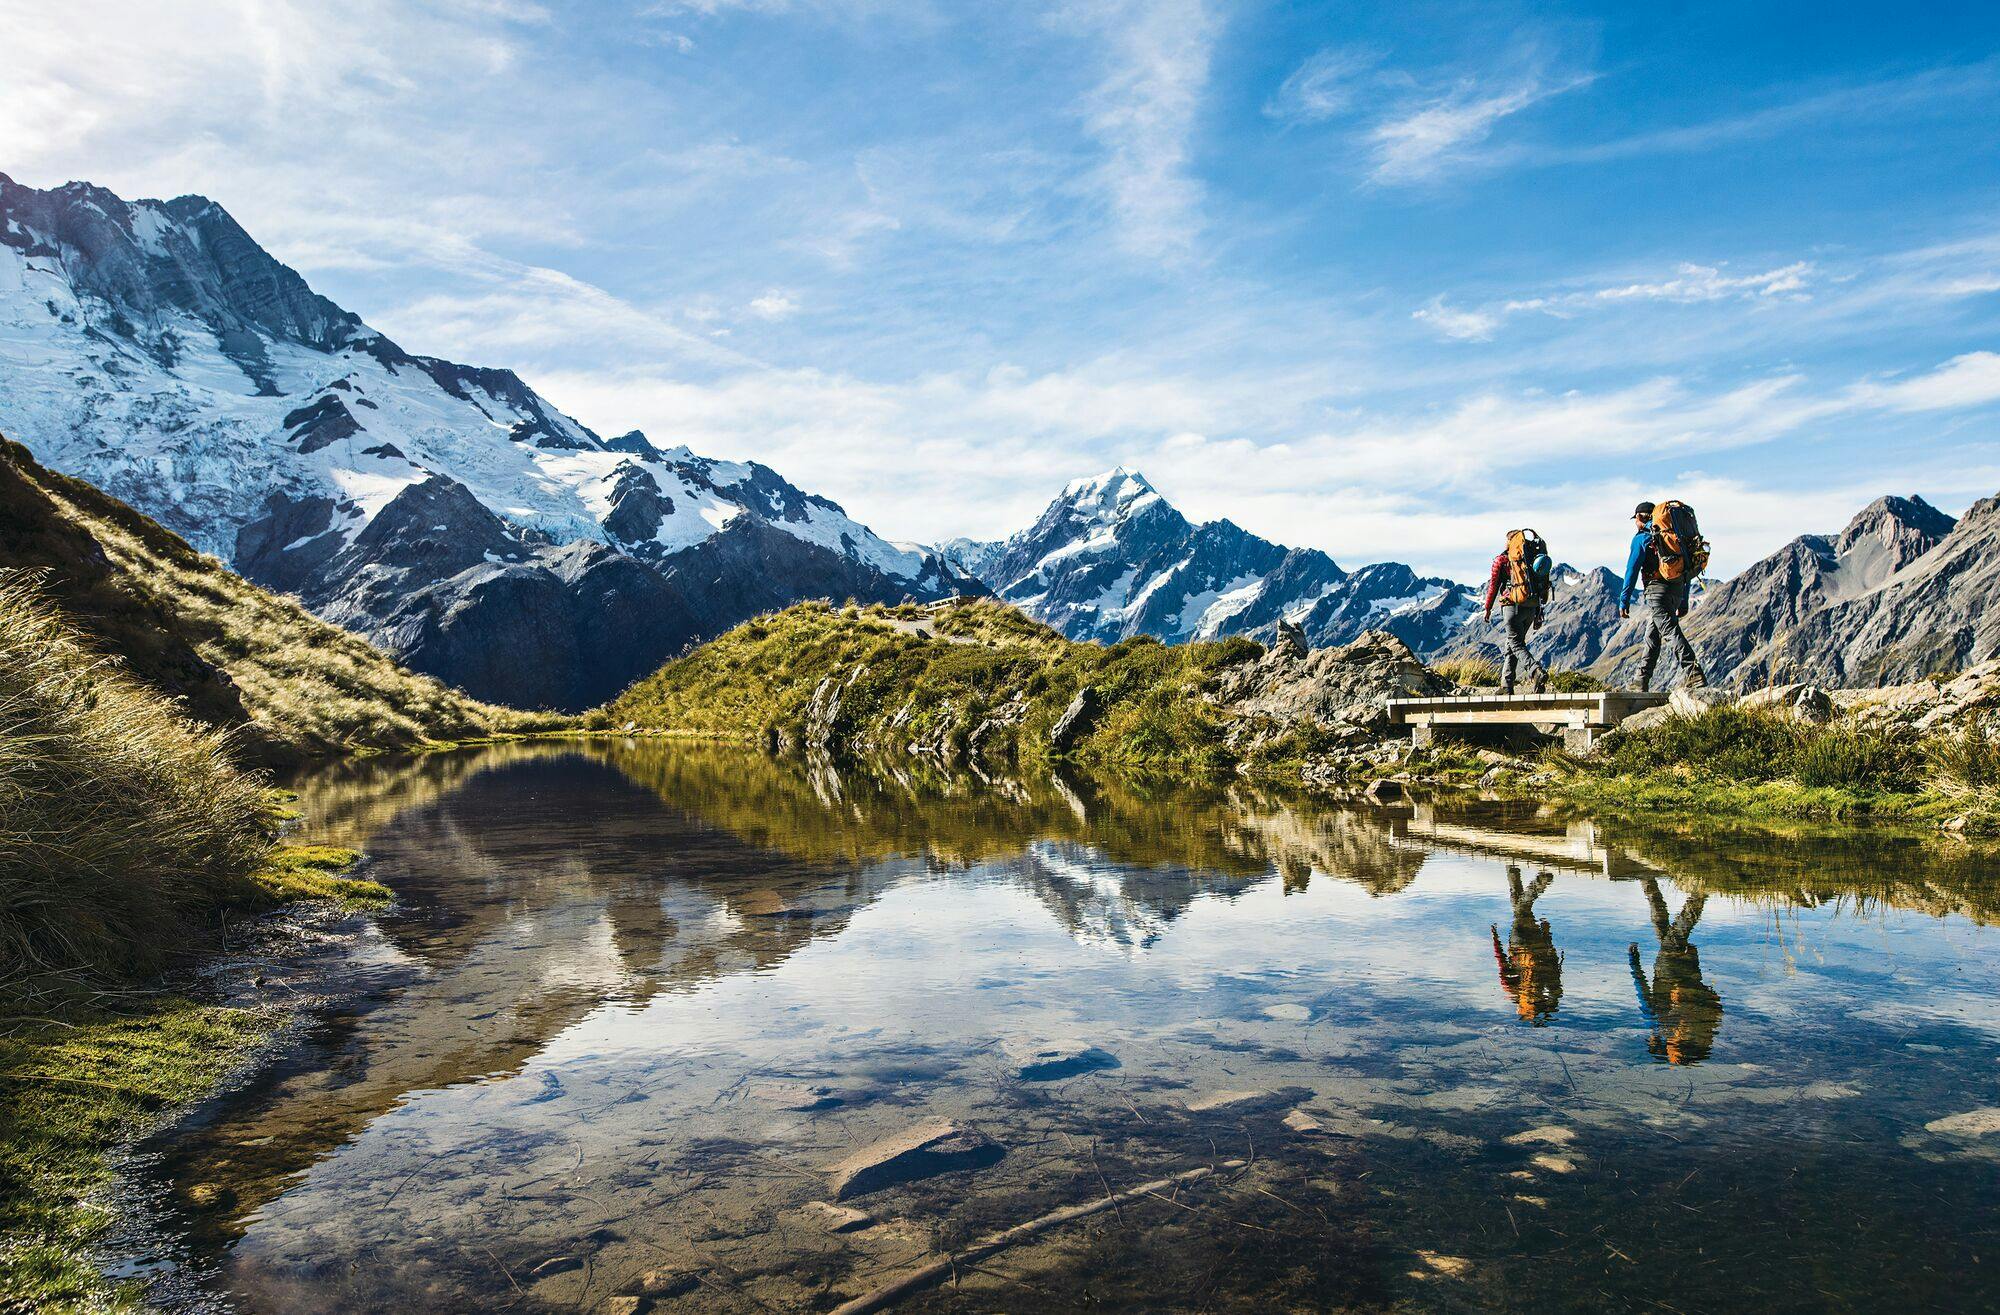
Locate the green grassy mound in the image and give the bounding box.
[607,599,1267,778]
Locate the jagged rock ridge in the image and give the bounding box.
[945,469,1472,650]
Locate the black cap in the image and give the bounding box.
[1633,501,1655,518]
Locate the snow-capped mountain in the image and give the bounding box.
[0,175,975,708]
[946,469,1472,649]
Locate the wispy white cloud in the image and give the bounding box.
[1417,260,1816,340]
[1263,46,1383,124]
[1520,60,2000,169]
[1065,0,1220,261]
[748,290,799,319]
[1849,351,2000,413]
[1368,71,1593,184]
[532,344,2000,578]
[1412,297,1502,342]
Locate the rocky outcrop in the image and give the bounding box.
[1212,630,1451,734]
[1049,686,1101,752]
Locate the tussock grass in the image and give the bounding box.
[1432,656,1499,688]
[0,578,272,986]
[1925,715,2000,790]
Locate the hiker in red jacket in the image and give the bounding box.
[1483,529,1552,694]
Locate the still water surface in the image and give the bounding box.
[141,742,2000,1312]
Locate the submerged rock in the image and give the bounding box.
[1186,1089,1277,1113]
[1282,1108,1325,1135]
[1002,1037,1120,1081]
[1926,1107,2000,1137]
[530,1255,582,1279]
[804,1200,875,1233]
[825,1120,1005,1200]
[1503,1125,1576,1147]
[631,1267,700,1298]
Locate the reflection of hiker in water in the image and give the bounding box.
[1628,877,1723,1065]
[1491,866,1563,1025]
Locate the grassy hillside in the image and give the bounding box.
[608,598,1269,778]
[0,436,560,764]
[0,575,401,1311]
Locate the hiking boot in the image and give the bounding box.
[1532,674,1549,695]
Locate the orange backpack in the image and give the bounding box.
[1650,501,1711,582]
[1502,528,1550,606]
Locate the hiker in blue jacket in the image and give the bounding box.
[1620,502,1708,691]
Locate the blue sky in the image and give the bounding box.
[8,0,2000,576]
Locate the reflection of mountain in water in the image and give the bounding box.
[167,751,914,1246]
[1016,842,1251,952]
[167,740,2000,1261]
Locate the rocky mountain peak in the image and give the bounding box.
[1055,467,1162,520]
[1837,494,1956,556]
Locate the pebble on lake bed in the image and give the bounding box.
[1186,1089,1273,1113]
[1530,1154,1579,1174]
[631,1267,699,1297]
[1262,1003,1312,1022]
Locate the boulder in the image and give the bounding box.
[1738,683,1835,723]
[1669,686,1733,718]
[1610,704,1673,738]
[1050,686,1101,753]
[1273,618,1309,658]
[825,1120,1004,1200]
[1365,778,1404,805]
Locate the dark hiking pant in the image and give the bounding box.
[1500,602,1545,693]
[1637,580,1706,690]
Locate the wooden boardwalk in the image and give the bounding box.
[1385,690,1668,752]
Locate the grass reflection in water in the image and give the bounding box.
[133,741,2000,1315]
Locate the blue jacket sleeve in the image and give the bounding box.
[1619,531,1649,609]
